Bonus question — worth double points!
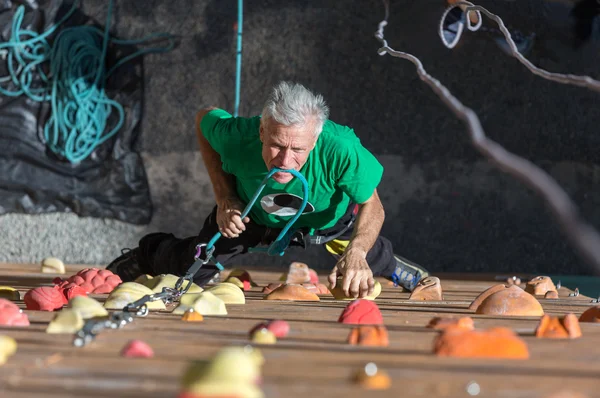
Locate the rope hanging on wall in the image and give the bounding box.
[0,0,175,163]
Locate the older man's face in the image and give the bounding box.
[260,118,317,184]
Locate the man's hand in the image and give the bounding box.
[328,247,375,298]
[216,197,250,238]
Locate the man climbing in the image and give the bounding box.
[107,81,428,298]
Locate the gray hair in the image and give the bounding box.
[261,81,330,137]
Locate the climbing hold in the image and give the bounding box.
[579,305,600,323]
[24,286,67,311]
[205,282,246,304]
[0,286,20,301]
[280,262,311,284]
[338,300,384,325]
[0,335,17,366]
[181,309,204,322]
[251,328,277,344]
[134,274,154,285]
[347,325,389,347]
[409,276,443,301]
[472,285,544,316]
[525,276,557,296]
[535,314,582,339]
[173,291,227,316]
[46,309,84,334]
[434,326,529,359]
[41,257,66,274]
[427,316,474,331]
[0,299,30,326]
[545,290,559,299]
[264,284,320,301]
[179,346,264,398]
[142,274,203,294]
[352,362,391,390]
[121,339,154,358]
[249,320,290,338]
[54,268,122,294]
[62,285,87,300]
[227,268,257,289]
[330,279,382,301]
[261,283,282,294]
[302,283,331,295]
[104,282,166,310]
[468,284,506,310]
[67,295,108,319]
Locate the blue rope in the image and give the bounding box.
[233,0,243,117]
[205,168,309,271]
[0,0,175,163]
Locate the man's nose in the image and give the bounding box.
[279,149,294,168]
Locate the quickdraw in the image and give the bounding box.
[73,167,308,346]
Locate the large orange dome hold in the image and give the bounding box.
[434,326,530,359]
[579,306,600,323]
[472,285,544,316]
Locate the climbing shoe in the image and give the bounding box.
[105,247,143,283]
[390,255,429,292]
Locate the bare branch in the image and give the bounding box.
[375,0,600,272]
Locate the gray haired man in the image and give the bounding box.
[107,81,428,298]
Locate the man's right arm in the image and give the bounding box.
[195,107,249,238]
[195,107,236,204]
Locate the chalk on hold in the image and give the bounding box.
[433,326,529,359]
[472,285,544,316]
[525,276,557,296]
[338,299,384,325]
[121,339,154,358]
[347,325,389,347]
[579,305,600,323]
[330,278,381,301]
[264,284,320,301]
[535,314,581,339]
[41,257,65,274]
[280,262,311,284]
[0,299,30,326]
[352,362,391,390]
[427,316,474,331]
[409,276,443,301]
[0,286,20,301]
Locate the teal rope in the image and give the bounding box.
[0,0,175,163]
[205,168,309,270]
[233,0,243,117]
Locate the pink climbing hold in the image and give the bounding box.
[338,299,384,325]
[121,339,154,358]
[54,268,122,294]
[24,286,68,311]
[249,320,290,338]
[63,285,88,300]
[308,269,319,284]
[0,298,30,326]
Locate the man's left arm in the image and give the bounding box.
[328,189,384,298]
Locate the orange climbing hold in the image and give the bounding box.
[535,314,581,339]
[434,326,529,359]
[347,325,389,347]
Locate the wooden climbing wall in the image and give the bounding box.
[0,262,599,398]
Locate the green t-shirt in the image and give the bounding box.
[200,109,383,230]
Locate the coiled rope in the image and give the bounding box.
[0,0,175,163]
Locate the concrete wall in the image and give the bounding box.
[1,0,600,276]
